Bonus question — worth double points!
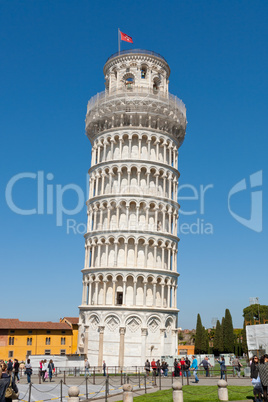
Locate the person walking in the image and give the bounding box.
[232,356,242,378]
[42,359,48,382]
[7,360,13,375]
[48,360,54,382]
[184,357,191,377]
[151,359,157,377]
[0,363,18,402]
[102,361,106,376]
[199,356,211,377]
[13,359,20,383]
[144,360,150,377]
[156,360,161,376]
[190,355,199,383]
[84,359,90,377]
[25,359,32,384]
[258,354,268,402]
[217,356,226,380]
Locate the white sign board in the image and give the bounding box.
[246,324,268,355]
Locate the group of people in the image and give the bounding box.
[145,359,169,377]
[250,354,268,402]
[39,359,55,382]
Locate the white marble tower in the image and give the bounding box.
[78,49,187,367]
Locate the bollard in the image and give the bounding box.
[123,384,133,402]
[68,386,80,402]
[172,381,183,402]
[105,376,109,402]
[85,375,88,399]
[217,380,228,401]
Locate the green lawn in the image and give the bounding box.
[118,385,254,401]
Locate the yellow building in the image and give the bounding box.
[0,317,79,361]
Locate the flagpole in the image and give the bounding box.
[118,28,120,54]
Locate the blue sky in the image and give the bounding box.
[0,0,267,330]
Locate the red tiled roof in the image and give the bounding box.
[62,317,79,325]
[0,319,71,330]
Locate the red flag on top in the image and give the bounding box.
[120,31,133,43]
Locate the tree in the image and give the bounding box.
[243,304,268,325]
[213,320,221,356]
[220,317,225,353]
[223,309,234,353]
[201,326,208,354]
[242,321,248,355]
[195,314,203,354]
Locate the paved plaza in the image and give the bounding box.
[15,374,254,401]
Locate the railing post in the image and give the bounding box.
[63,371,66,385]
[121,370,123,385]
[86,375,88,399]
[74,367,76,377]
[38,368,41,384]
[93,368,96,385]
[127,374,129,384]
[181,369,184,386]
[159,369,161,390]
[138,369,140,388]
[186,370,189,386]
[28,382,32,402]
[105,375,109,402]
[60,379,63,402]
[144,374,147,394]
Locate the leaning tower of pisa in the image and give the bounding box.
[78,49,187,367]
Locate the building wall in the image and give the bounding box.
[0,329,73,361]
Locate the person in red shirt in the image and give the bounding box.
[151,359,157,376]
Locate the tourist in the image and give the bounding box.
[190,355,199,383]
[151,359,157,377]
[156,360,161,376]
[184,357,191,377]
[199,356,211,377]
[217,356,226,380]
[84,359,90,377]
[251,356,262,402]
[13,359,20,383]
[144,360,150,376]
[48,360,54,382]
[0,362,18,402]
[25,359,32,384]
[232,356,242,378]
[174,359,181,377]
[180,357,185,376]
[103,361,106,376]
[163,361,168,377]
[7,360,13,375]
[42,359,48,382]
[258,354,268,402]
[39,360,43,379]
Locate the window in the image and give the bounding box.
[45,337,51,345]
[44,350,51,355]
[27,351,32,356]
[46,330,51,334]
[8,351,13,358]
[116,292,123,305]
[9,337,14,345]
[61,330,66,334]
[27,338,32,345]
[10,330,15,334]
[61,337,66,345]
[60,350,66,355]
[153,78,160,94]
[125,75,134,90]
[141,66,147,79]
[28,330,33,334]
